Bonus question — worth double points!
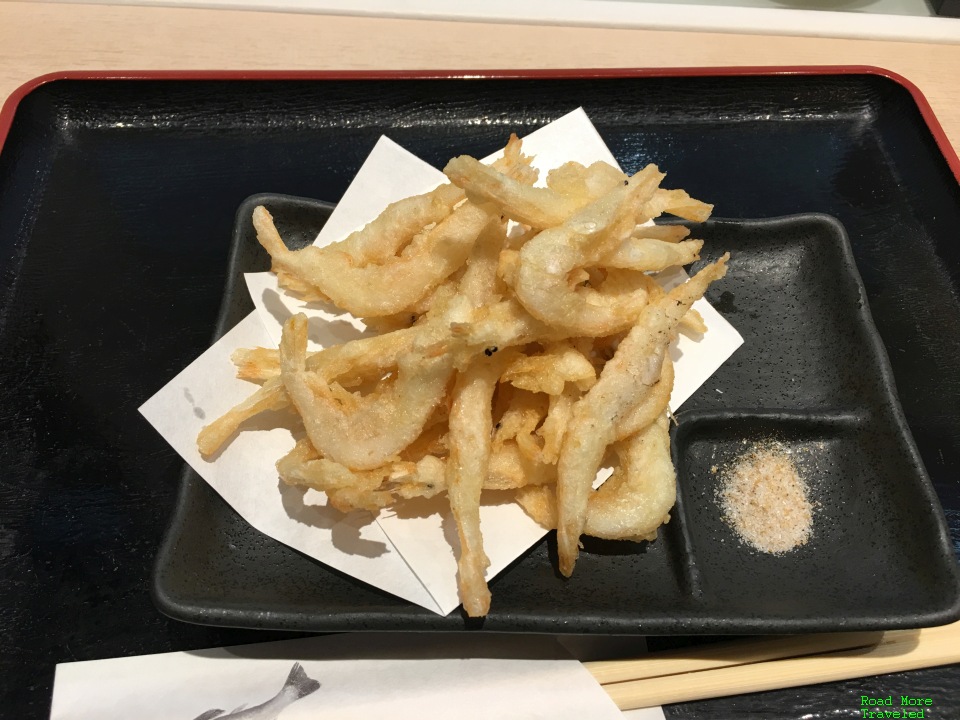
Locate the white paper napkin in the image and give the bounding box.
[140,108,743,616]
[49,634,632,720]
[139,312,444,613]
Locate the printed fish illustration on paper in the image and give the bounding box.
[191,662,320,720]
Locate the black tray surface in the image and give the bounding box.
[2,73,960,718]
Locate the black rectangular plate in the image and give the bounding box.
[154,197,960,633]
[1,72,959,641]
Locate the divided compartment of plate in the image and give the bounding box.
[673,409,955,629]
[659,215,959,630]
[154,193,960,633]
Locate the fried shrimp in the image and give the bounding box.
[616,354,674,441]
[443,157,625,228]
[196,377,289,457]
[232,347,281,382]
[257,135,536,318]
[601,237,704,272]
[198,325,429,458]
[452,297,562,350]
[555,254,729,577]
[500,341,596,396]
[586,415,676,541]
[194,135,734,616]
[446,351,516,617]
[517,415,675,542]
[255,201,492,317]
[512,164,666,336]
[644,188,713,223]
[279,313,454,470]
[537,384,579,465]
[278,438,447,514]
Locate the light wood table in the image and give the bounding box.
[1,2,959,154]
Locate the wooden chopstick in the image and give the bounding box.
[587,630,884,685]
[585,620,960,710]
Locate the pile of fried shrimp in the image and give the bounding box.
[196,136,729,617]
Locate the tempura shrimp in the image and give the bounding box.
[279,314,454,470]
[516,414,675,543]
[513,164,665,336]
[555,254,729,576]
